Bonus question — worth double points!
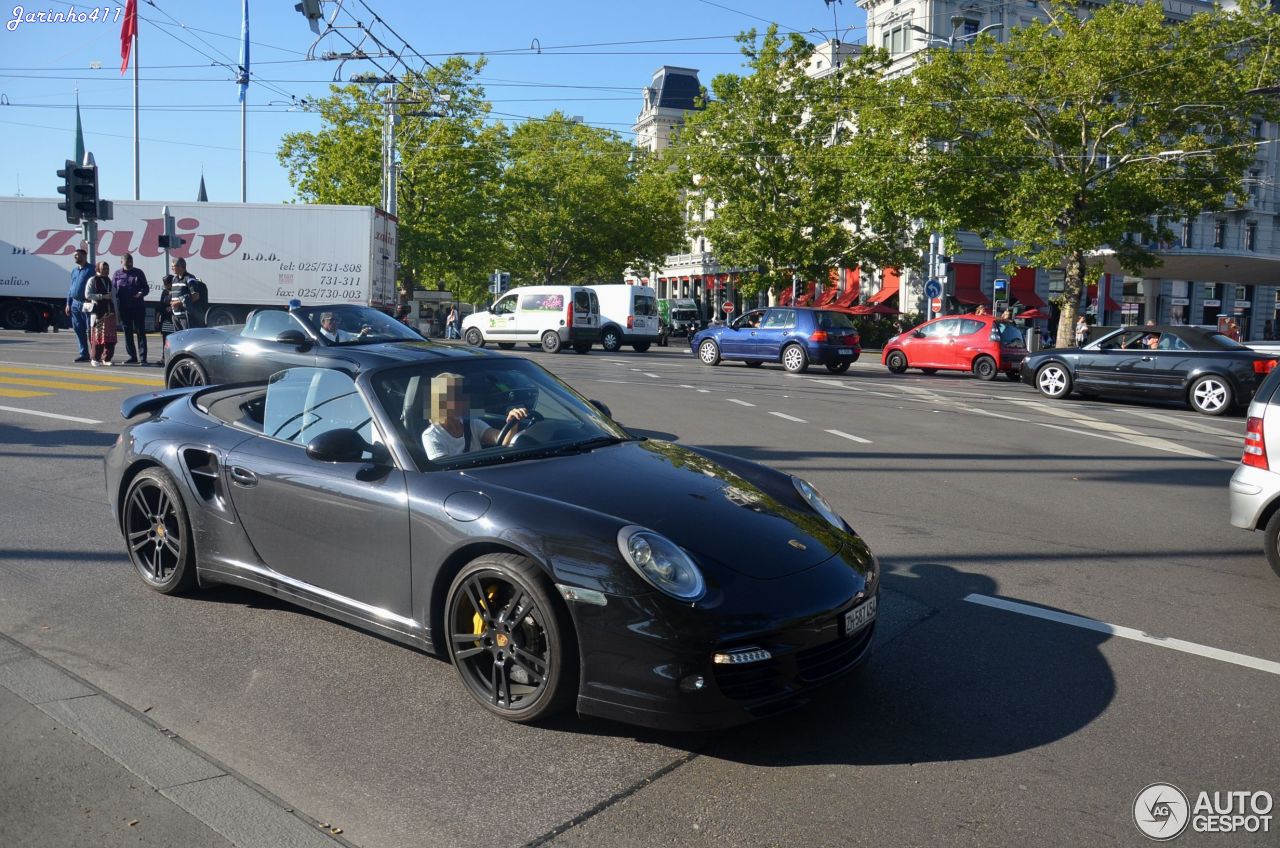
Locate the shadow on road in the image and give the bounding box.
[0,423,117,451]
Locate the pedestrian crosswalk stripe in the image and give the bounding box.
[0,365,162,387]
[0,376,118,392]
[0,388,53,398]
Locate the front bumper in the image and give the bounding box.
[1229,463,1280,530]
[569,554,877,731]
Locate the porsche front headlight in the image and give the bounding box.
[791,476,847,532]
[617,526,706,601]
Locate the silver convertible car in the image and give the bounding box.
[107,344,879,730]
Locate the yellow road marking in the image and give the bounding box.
[0,365,163,387]
[0,388,53,398]
[0,376,119,392]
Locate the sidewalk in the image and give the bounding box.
[0,634,348,848]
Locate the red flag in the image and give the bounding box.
[120,0,137,74]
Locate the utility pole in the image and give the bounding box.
[382,83,398,216]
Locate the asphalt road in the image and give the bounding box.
[0,331,1277,847]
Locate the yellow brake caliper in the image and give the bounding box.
[472,585,499,639]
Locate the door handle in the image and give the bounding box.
[1141,356,1154,361]
[228,466,258,487]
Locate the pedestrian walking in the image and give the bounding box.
[156,275,174,341]
[446,304,460,339]
[64,247,93,362]
[1075,315,1090,346]
[112,252,150,364]
[85,260,118,366]
[166,258,207,331]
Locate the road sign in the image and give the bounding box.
[925,279,942,299]
[722,301,735,313]
[930,298,942,313]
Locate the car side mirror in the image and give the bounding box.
[276,329,311,350]
[990,330,1002,343]
[589,399,613,419]
[306,428,387,464]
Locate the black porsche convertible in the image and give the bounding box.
[163,303,423,389]
[107,343,879,730]
[1021,324,1277,416]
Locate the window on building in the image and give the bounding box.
[961,19,980,36]
[1182,219,1193,248]
[1253,120,1265,139]
[890,26,906,54]
[882,31,891,51]
[1214,220,1226,248]
[1249,169,1262,204]
[1246,222,1258,252]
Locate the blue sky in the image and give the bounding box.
[0,1,867,207]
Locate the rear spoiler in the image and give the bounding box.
[121,386,203,420]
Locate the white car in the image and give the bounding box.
[462,285,600,354]
[1230,365,1280,577]
[587,284,661,353]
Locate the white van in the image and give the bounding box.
[588,284,661,352]
[461,285,601,354]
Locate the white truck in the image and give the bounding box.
[0,197,398,330]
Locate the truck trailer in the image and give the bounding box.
[0,197,398,330]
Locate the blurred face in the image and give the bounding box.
[74,250,86,265]
[321,316,337,332]
[96,261,109,275]
[172,260,184,275]
[123,254,133,269]
[430,373,469,421]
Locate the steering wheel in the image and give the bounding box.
[496,410,541,446]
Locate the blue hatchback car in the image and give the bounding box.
[691,306,863,374]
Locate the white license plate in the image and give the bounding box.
[837,348,853,355]
[843,596,877,636]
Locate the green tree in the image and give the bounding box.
[497,114,684,285]
[674,26,917,300]
[872,0,1280,344]
[278,58,503,303]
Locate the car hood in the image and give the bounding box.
[462,440,847,579]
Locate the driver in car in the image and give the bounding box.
[422,371,529,460]
[318,311,371,343]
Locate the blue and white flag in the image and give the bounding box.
[238,0,250,103]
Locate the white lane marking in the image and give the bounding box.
[679,384,696,389]
[825,428,872,444]
[1117,408,1243,441]
[643,372,662,379]
[769,411,808,423]
[965,594,1280,677]
[0,405,102,425]
[697,389,710,393]
[1007,398,1146,435]
[607,360,629,365]
[957,406,1029,423]
[727,398,755,407]
[805,378,846,387]
[1031,419,1227,461]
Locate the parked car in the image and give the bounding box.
[462,285,600,354]
[588,284,661,352]
[1230,363,1280,578]
[692,306,862,374]
[107,350,879,730]
[1022,325,1276,416]
[164,303,423,389]
[882,314,1026,381]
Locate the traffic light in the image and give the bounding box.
[56,160,98,223]
[295,0,322,33]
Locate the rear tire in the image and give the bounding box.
[1035,362,1071,399]
[632,341,651,353]
[203,306,241,328]
[973,355,997,381]
[781,344,809,374]
[886,350,907,374]
[541,331,563,354]
[1188,375,1233,416]
[1263,509,1280,579]
[0,302,37,331]
[165,357,208,389]
[122,468,197,595]
[601,327,623,352]
[464,327,485,347]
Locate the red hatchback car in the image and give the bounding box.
[882,314,1027,380]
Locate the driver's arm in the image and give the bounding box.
[482,407,529,446]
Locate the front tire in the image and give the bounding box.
[540,330,563,354]
[122,468,197,595]
[698,339,721,366]
[1189,375,1233,416]
[826,361,850,374]
[464,327,485,347]
[1263,509,1280,579]
[165,357,208,389]
[444,554,577,723]
[1036,362,1072,399]
[781,344,809,373]
[885,350,907,374]
[973,355,997,381]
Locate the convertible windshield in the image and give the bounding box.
[296,305,422,344]
[371,358,632,471]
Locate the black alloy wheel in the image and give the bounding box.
[826,361,851,374]
[122,468,196,594]
[886,350,907,374]
[166,357,208,389]
[972,355,997,381]
[445,554,576,722]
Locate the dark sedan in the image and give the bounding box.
[692,307,862,373]
[107,344,879,730]
[163,303,423,389]
[1021,324,1277,416]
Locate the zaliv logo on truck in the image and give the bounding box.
[30,217,244,261]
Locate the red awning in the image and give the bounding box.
[1017,307,1051,320]
[848,303,899,316]
[1011,267,1045,307]
[835,267,860,307]
[779,286,794,306]
[1087,276,1123,312]
[868,268,900,304]
[953,263,986,306]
